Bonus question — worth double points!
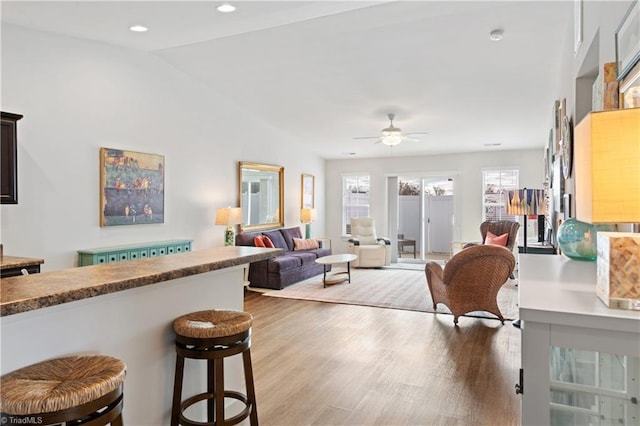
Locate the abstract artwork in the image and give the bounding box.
[100,147,164,226]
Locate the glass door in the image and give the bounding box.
[550,346,640,425]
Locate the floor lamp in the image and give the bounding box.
[506,188,546,329]
[506,188,547,253]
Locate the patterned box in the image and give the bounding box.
[596,232,640,310]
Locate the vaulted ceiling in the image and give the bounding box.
[1,1,573,159]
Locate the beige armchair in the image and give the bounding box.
[425,244,515,325]
[347,217,391,268]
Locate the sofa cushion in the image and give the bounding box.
[293,238,319,250]
[280,227,303,252]
[262,230,288,251]
[267,255,301,273]
[288,251,318,266]
[236,232,257,247]
[309,247,332,258]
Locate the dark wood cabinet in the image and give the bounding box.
[1,111,23,204]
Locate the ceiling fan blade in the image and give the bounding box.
[405,132,429,136]
[402,137,422,142]
[353,136,381,140]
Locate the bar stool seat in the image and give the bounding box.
[1,355,126,425]
[171,309,258,426]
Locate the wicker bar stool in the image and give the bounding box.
[0,355,126,425]
[171,309,258,426]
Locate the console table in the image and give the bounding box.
[518,241,556,255]
[519,255,640,425]
[77,239,192,266]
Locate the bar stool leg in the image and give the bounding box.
[207,359,215,423]
[111,413,124,426]
[171,353,185,426]
[243,349,259,426]
[215,358,224,423]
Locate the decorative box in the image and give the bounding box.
[596,232,640,310]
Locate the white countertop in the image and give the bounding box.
[518,254,640,333]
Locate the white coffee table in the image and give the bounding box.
[315,254,358,287]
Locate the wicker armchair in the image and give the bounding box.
[425,244,515,325]
[464,220,520,251]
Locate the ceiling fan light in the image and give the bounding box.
[382,128,402,137]
[382,135,403,146]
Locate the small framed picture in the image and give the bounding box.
[615,0,640,80]
[301,173,314,209]
[619,59,640,108]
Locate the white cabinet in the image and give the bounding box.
[519,255,640,425]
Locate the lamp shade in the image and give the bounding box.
[505,189,547,216]
[300,208,317,223]
[575,108,640,223]
[215,207,242,226]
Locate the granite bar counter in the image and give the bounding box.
[0,245,281,425]
[1,246,281,316]
[0,255,44,277]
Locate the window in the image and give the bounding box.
[482,169,519,221]
[342,175,370,235]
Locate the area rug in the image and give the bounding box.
[259,267,518,321]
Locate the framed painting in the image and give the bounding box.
[301,173,314,209]
[615,0,640,80]
[619,59,640,108]
[100,147,165,226]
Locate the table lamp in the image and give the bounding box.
[573,108,639,310]
[506,188,547,253]
[215,207,242,246]
[300,208,317,239]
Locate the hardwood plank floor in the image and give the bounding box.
[244,290,521,425]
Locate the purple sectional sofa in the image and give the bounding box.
[235,226,331,290]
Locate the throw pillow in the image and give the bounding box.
[293,237,319,251]
[262,236,275,248]
[253,235,265,247]
[485,231,509,247]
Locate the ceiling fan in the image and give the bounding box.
[353,113,428,146]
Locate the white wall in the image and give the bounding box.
[0,24,326,271]
[326,148,544,254]
[551,0,632,230]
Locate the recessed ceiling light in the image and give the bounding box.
[129,25,148,32]
[488,29,504,41]
[217,3,236,13]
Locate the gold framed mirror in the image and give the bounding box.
[238,162,284,232]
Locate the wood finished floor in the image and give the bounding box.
[244,291,521,426]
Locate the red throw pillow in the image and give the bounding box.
[262,236,275,248]
[485,231,509,247]
[253,235,265,247]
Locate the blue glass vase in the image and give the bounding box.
[557,218,612,261]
